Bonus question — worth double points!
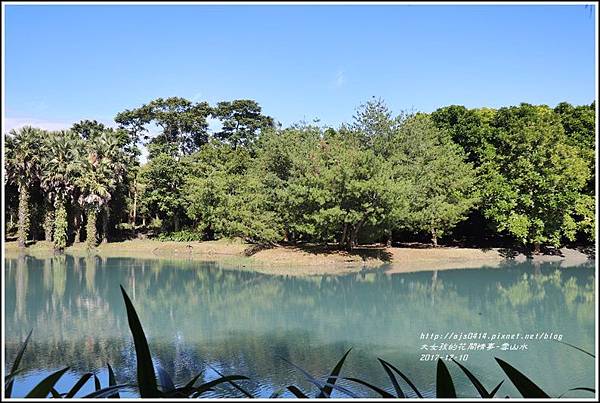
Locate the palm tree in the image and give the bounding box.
[5,127,43,248]
[40,130,85,251]
[77,129,127,247]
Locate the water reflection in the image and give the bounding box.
[4,256,595,398]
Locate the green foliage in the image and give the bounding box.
[212,99,275,149]
[137,152,187,231]
[478,104,592,247]
[53,201,68,251]
[5,127,43,247]
[392,115,478,244]
[86,209,98,248]
[4,98,595,249]
[115,97,211,156]
[157,230,204,242]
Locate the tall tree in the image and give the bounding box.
[391,114,478,246]
[480,104,592,250]
[40,131,85,251]
[212,99,274,149]
[5,127,43,248]
[115,97,211,156]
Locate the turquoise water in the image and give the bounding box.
[4,255,596,398]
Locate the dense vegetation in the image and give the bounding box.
[4,98,595,252]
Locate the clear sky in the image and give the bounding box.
[3,3,597,132]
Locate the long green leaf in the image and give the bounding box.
[489,380,504,398]
[318,348,352,398]
[107,363,120,398]
[287,385,309,398]
[156,363,175,393]
[25,367,70,398]
[436,359,456,398]
[191,375,250,397]
[495,357,549,398]
[343,377,394,398]
[65,372,93,398]
[378,358,423,398]
[120,284,158,397]
[209,364,254,398]
[82,384,133,398]
[5,329,33,398]
[558,387,595,397]
[555,340,595,358]
[378,358,404,397]
[451,358,491,397]
[278,357,355,397]
[49,387,62,398]
[94,374,101,391]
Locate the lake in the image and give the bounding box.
[4,255,596,398]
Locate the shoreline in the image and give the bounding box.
[3,239,594,276]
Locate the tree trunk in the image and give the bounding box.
[102,205,109,244]
[431,228,438,247]
[17,184,30,249]
[86,209,97,249]
[386,228,392,247]
[53,199,68,252]
[74,205,82,243]
[339,222,348,248]
[174,215,180,232]
[533,242,541,254]
[44,203,54,242]
[348,218,366,251]
[132,180,138,227]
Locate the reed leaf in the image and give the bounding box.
[120,284,159,397]
[24,367,69,398]
[378,358,423,397]
[436,359,457,398]
[495,357,549,398]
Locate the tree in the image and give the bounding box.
[4,127,43,248]
[71,119,106,139]
[40,130,85,251]
[115,97,211,156]
[350,97,405,155]
[430,105,497,166]
[391,115,478,246]
[212,99,274,149]
[183,141,281,243]
[137,145,188,232]
[480,104,592,250]
[77,130,127,247]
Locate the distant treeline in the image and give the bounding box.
[4,98,596,251]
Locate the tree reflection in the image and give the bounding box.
[4,256,595,397]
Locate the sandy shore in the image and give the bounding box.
[3,239,594,276]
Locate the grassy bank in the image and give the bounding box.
[3,238,593,276]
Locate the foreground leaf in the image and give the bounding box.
[191,375,250,397]
[378,358,423,397]
[318,348,352,398]
[451,358,496,397]
[287,385,309,398]
[209,364,254,398]
[120,285,159,397]
[343,377,394,398]
[5,329,33,398]
[495,357,549,398]
[107,363,120,398]
[65,372,93,398]
[436,359,456,398]
[25,367,70,398]
[82,384,134,398]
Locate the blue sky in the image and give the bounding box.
[4,4,597,132]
